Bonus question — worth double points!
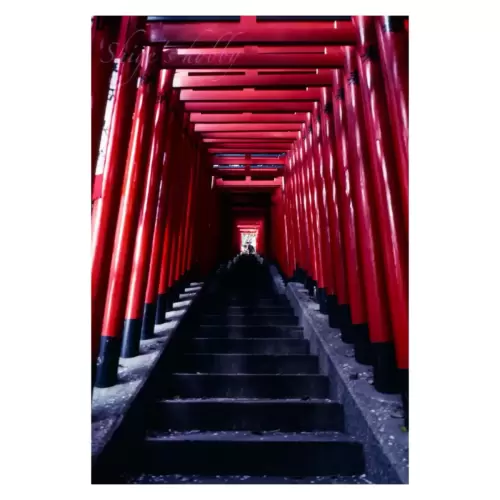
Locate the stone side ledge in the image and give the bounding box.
[269,268,408,484]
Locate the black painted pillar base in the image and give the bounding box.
[399,368,409,428]
[140,302,157,340]
[155,292,169,325]
[294,267,306,284]
[317,288,328,314]
[304,275,312,293]
[351,323,373,365]
[338,304,355,344]
[94,336,121,388]
[91,361,96,394]
[305,275,316,296]
[121,318,142,358]
[327,294,341,328]
[371,342,399,394]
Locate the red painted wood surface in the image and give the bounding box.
[91,15,409,398]
[354,17,408,369]
[124,69,175,321]
[331,69,367,325]
[91,16,145,358]
[100,46,160,339]
[343,46,393,345]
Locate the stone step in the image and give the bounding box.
[200,314,298,326]
[195,325,304,339]
[134,431,365,476]
[188,337,310,355]
[163,373,329,399]
[175,353,319,374]
[149,398,344,432]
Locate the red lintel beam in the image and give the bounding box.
[195,123,301,132]
[205,143,292,149]
[209,149,288,154]
[206,145,292,150]
[215,178,282,188]
[214,171,281,179]
[173,46,332,55]
[173,73,332,88]
[213,168,280,174]
[180,89,320,101]
[213,157,285,165]
[184,101,314,112]
[163,50,344,69]
[209,144,290,149]
[203,137,294,143]
[147,22,356,45]
[202,131,298,139]
[190,112,308,123]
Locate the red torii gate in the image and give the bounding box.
[91,15,409,426]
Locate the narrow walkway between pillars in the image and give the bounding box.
[98,255,372,483]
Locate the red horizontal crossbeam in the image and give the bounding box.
[184,102,314,112]
[213,168,280,173]
[163,51,343,69]
[195,123,301,132]
[205,144,292,150]
[209,148,288,153]
[203,137,293,143]
[147,21,356,45]
[212,157,285,165]
[173,72,331,88]
[215,178,282,189]
[173,46,332,55]
[213,169,281,178]
[180,89,321,101]
[190,112,308,123]
[203,131,298,138]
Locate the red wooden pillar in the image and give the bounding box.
[91,17,145,373]
[95,45,161,388]
[155,104,184,323]
[291,142,310,284]
[353,17,408,395]
[140,90,181,340]
[304,113,325,297]
[280,175,294,279]
[288,161,303,281]
[343,47,398,392]
[184,148,200,277]
[281,184,293,279]
[281,186,291,277]
[189,149,209,276]
[297,125,318,294]
[342,46,399,392]
[198,170,215,275]
[181,137,196,276]
[310,102,334,313]
[172,117,195,285]
[91,16,119,195]
[331,70,370,355]
[318,87,349,330]
[276,187,288,276]
[164,113,189,307]
[189,144,209,277]
[375,16,409,233]
[284,155,302,280]
[186,139,202,274]
[180,140,200,277]
[120,69,175,357]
